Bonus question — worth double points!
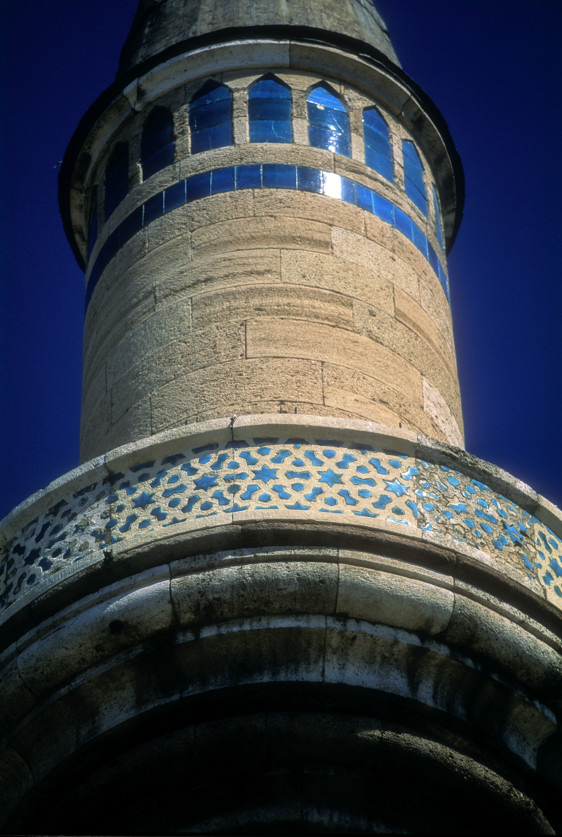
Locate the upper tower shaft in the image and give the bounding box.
[59,0,464,461]
[118,0,402,75]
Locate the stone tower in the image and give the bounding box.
[1,1,560,833]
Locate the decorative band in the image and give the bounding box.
[3,435,559,610]
[86,164,449,309]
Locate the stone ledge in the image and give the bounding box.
[1,416,560,620]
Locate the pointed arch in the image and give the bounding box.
[248,76,292,143]
[307,85,350,157]
[189,81,233,154]
[104,142,128,219]
[141,107,175,179]
[402,140,427,216]
[363,107,393,181]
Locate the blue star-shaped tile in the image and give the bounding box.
[384,479,408,497]
[504,523,523,545]
[319,469,343,487]
[252,465,278,484]
[194,474,218,491]
[132,491,155,509]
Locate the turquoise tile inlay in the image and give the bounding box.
[86,164,449,308]
[2,437,560,611]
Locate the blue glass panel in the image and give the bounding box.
[297,167,323,193]
[372,192,394,225]
[407,185,428,217]
[322,171,343,200]
[211,167,235,194]
[307,87,350,158]
[143,192,164,225]
[186,171,211,201]
[210,123,233,149]
[142,109,174,156]
[308,125,350,157]
[143,143,175,180]
[412,224,428,257]
[356,183,373,212]
[307,87,346,111]
[251,78,290,99]
[365,144,394,181]
[191,122,233,154]
[105,143,128,218]
[191,99,232,132]
[263,164,297,189]
[311,108,349,134]
[120,205,143,244]
[363,108,393,181]
[403,140,427,216]
[250,99,291,122]
[394,206,414,241]
[236,164,262,189]
[340,176,356,205]
[427,242,439,275]
[437,261,449,298]
[432,185,444,251]
[142,108,174,179]
[164,180,186,212]
[249,78,292,143]
[190,84,233,154]
[309,108,349,137]
[250,121,292,143]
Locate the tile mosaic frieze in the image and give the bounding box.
[1,436,560,610]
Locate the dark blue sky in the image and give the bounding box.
[1,0,561,520]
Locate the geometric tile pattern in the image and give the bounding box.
[2,436,560,611]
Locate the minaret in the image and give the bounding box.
[65,0,463,461]
[1,1,560,833]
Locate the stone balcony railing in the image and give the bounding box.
[1,416,561,622]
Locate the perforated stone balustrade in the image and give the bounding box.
[2,418,560,616]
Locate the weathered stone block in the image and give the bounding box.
[423,379,464,447]
[155,249,283,305]
[321,363,429,436]
[247,317,422,397]
[151,358,324,433]
[337,217,395,261]
[336,563,454,635]
[192,215,333,257]
[191,283,354,331]
[171,561,339,626]
[185,190,254,233]
[394,286,457,378]
[280,250,395,316]
[253,190,363,235]
[105,301,192,389]
[110,322,246,421]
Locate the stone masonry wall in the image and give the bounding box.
[80,65,461,460]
